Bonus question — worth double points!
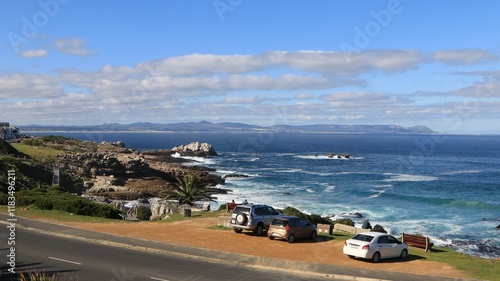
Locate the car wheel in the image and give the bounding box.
[400,249,408,260]
[268,236,275,240]
[233,227,243,233]
[347,255,355,259]
[235,214,247,225]
[310,231,317,241]
[254,223,264,236]
[287,234,296,243]
[372,252,381,263]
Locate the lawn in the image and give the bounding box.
[11,143,64,162]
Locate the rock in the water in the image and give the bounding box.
[171,142,218,156]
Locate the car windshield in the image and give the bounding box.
[352,234,374,242]
[271,219,288,227]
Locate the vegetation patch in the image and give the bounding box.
[13,187,122,219]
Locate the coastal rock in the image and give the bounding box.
[371,224,387,233]
[150,200,178,219]
[223,173,250,179]
[109,201,127,212]
[171,142,218,156]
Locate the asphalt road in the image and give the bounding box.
[0,227,330,281]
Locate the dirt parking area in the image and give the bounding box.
[55,215,467,279]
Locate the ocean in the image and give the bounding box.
[31,131,500,259]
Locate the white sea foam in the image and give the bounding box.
[303,170,335,176]
[294,154,363,160]
[441,169,482,175]
[322,185,336,193]
[382,173,439,182]
[171,153,217,165]
[276,168,303,173]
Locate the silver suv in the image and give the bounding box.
[229,203,283,236]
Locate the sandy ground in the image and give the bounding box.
[53,215,468,279]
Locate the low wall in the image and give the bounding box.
[217,216,231,227]
[333,223,370,235]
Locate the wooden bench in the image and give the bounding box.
[402,233,433,252]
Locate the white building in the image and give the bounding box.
[0,122,20,140]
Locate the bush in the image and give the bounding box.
[12,189,121,219]
[280,206,331,225]
[136,205,152,220]
[34,197,54,210]
[0,193,7,205]
[331,218,355,226]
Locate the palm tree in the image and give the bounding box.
[163,175,216,206]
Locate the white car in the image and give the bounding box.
[343,232,408,263]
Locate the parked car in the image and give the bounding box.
[343,232,408,262]
[268,216,317,243]
[229,203,283,236]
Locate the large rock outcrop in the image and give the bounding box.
[171,142,218,156]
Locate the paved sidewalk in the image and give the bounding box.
[0,213,478,281]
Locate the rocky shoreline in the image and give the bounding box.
[51,139,227,201]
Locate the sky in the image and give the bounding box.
[1,0,499,134]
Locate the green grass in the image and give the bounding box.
[11,143,63,161]
[414,246,499,281]
[0,205,115,223]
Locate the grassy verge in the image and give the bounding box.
[0,205,115,223]
[11,143,63,161]
[0,205,224,224]
[415,246,499,281]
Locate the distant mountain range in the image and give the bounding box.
[21,121,437,134]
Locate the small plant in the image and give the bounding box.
[18,271,78,281]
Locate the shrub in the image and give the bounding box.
[280,206,331,225]
[136,205,152,220]
[34,197,54,210]
[0,193,7,204]
[331,218,355,226]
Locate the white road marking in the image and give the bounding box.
[150,277,170,281]
[48,256,82,265]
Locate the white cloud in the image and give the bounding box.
[434,49,498,65]
[55,38,95,56]
[0,74,63,99]
[295,93,315,100]
[137,50,424,76]
[18,49,48,58]
[3,49,500,132]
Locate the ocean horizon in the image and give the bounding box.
[30,131,500,259]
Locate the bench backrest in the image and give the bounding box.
[402,233,431,251]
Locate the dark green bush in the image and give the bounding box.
[34,197,54,210]
[136,205,152,220]
[12,189,121,219]
[280,206,331,225]
[331,217,355,226]
[0,193,8,204]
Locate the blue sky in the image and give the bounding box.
[1,0,499,134]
